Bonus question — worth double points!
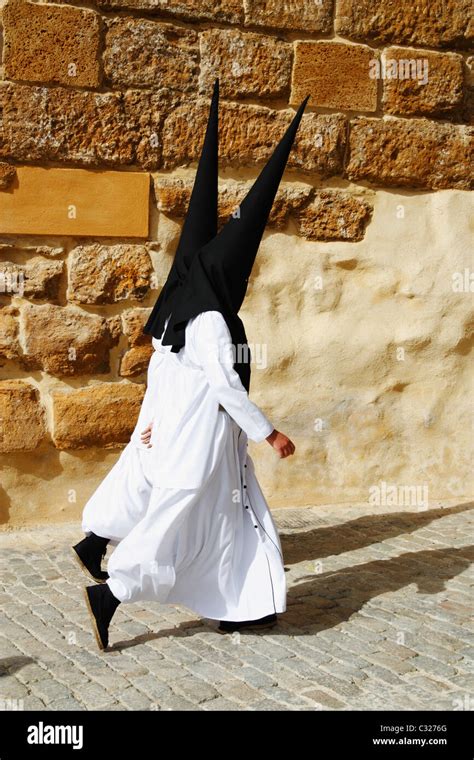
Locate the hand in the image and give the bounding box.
[265,429,295,459]
[141,421,153,448]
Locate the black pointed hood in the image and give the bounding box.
[198,94,309,316]
[143,78,219,341]
[145,93,309,391]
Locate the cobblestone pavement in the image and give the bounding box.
[0,501,472,711]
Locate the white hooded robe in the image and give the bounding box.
[81,310,286,622]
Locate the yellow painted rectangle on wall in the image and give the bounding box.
[0,166,150,237]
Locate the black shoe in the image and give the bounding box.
[83,583,120,651]
[217,613,278,634]
[72,533,110,583]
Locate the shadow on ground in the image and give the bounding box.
[280,502,473,564]
[0,656,36,676]
[109,502,473,649]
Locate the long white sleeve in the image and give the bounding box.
[194,311,274,443]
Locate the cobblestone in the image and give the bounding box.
[0,501,472,710]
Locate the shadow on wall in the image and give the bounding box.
[0,484,12,526]
[0,445,119,526]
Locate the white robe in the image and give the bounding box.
[81,310,286,621]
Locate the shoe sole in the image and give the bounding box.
[217,620,277,635]
[83,587,106,651]
[71,546,108,585]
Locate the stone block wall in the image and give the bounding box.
[0,0,472,527]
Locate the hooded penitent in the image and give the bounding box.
[143,81,309,391]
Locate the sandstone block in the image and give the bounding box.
[292,41,378,112]
[335,0,473,49]
[347,117,473,190]
[3,0,100,87]
[382,47,464,117]
[296,191,373,241]
[0,83,173,169]
[0,380,46,452]
[104,18,198,91]
[245,0,333,32]
[68,245,153,304]
[200,28,291,98]
[22,303,119,376]
[51,382,145,449]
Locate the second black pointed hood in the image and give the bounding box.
[145,93,309,391]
